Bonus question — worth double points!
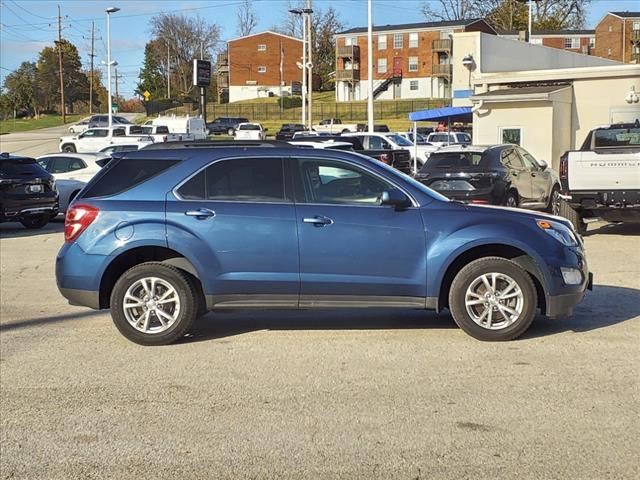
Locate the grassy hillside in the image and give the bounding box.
[0,114,83,134]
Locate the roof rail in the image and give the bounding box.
[141,140,294,150]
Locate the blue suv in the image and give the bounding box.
[56,145,592,345]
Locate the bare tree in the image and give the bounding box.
[421,0,477,21]
[236,0,258,37]
[150,13,221,98]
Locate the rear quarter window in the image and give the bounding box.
[81,159,179,198]
[0,158,46,177]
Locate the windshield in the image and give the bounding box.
[387,134,413,146]
[593,127,640,148]
[239,124,260,131]
[422,152,487,171]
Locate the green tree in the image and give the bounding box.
[36,39,89,113]
[3,62,40,117]
[136,39,167,100]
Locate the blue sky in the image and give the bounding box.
[1,0,637,97]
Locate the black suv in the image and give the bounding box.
[207,117,249,136]
[0,153,59,228]
[275,123,306,140]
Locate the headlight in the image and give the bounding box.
[536,219,579,247]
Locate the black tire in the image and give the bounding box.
[449,257,537,341]
[504,190,519,208]
[61,144,76,153]
[227,128,234,136]
[110,262,201,346]
[547,185,561,215]
[20,214,49,229]
[558,199,586,234]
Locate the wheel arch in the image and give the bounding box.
[436,243,547,315]
[98,245,202,309]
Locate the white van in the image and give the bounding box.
[149,115,208,140]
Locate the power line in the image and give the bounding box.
[8,0,52,20]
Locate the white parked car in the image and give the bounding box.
[147,115,208,140]
[344,132,436,167]
[288,139,354,151]
[59,127,154,153]
[36,153,108,211]
[234,123,267,140]
[426,131,472,147]
[98,144,141,155]
[312,118,365,134]
[68,118,90,134]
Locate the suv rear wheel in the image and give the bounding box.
[61,144,76,153]
[449,257,537,341]
[110,262,201,345]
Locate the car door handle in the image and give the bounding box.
[511,171,519,176]
[303,215,333,226]
[185,208,216,219]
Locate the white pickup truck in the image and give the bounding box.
[558,123,640,232]
[59,127,154,153]
[312,118,365,134]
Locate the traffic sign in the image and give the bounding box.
[143,90,151,101]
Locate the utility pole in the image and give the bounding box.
[367,0,374,133]
[307,0,313,131]
[167,44,171,99]
[89,21,95,114]
[114,68,123,104]
[57,5,66,123]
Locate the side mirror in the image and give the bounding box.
[538,159,548,170]
[380,189,411,210]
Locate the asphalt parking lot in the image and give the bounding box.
[0,219,638,479]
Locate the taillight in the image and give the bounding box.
[378,153,390,164]
[471,199,489,204]
[559,154,568,181]
[64,204,99,242]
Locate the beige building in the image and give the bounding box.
[450,32,640,169]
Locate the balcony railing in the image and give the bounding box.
[217,52,228,66]
[337,45,360,58]
[336,69,360,82]
[432,64,452,77]
[217,75,229,88]
[432,38,452,51]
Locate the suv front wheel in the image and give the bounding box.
[449,257,537,341]
[110,262,201,345]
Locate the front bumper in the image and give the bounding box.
[547,272,593,318]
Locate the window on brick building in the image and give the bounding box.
[378,34,387,50]
[564,37,579,49]
[409,32,418,48]
[378,58,387,74]
[257,44,266,51]
[589,37,595,48]
[410,80,419,91]
[257,66,267,73]
[408,57,418,72]
[394,33,403,49]
[607,48,612,56]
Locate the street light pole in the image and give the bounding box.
[301,13,307,128]
[306,1,313,131]
[367,0,374,133]
[106,6,120,129]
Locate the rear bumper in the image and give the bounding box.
[561,190,640,210]
[1,195,59,221]
[59,287,100,309]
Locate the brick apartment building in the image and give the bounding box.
[334,19,495,102]
[594,12,640,63]
[500,30,595,55]
[217,31,303,103]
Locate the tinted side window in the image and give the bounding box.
[81,159,179,198]
[517,148,539,170]
[52,157,86,173]
[296,158,392,206]
[177,158,286,202]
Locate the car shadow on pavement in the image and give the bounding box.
[522,284,640,339]
[184,284,639,344]
[0,218,64,239]
[584,222,640,236]
[0,309,106,333]
[182,309,457,344]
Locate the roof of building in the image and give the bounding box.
[228,30,302,43]
[609,12,640,19]
[499,29,595,36]
[337,18,488,35]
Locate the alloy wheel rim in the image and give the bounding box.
[552,190,561,216]
[465,272,524,330]
[123,277,180,334]
[506,196,517,207]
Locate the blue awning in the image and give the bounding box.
[408,106,472,122]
